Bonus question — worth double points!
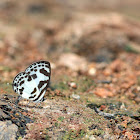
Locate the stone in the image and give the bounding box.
[71,94,80,100]
[58,53,88,72]
[0,121,18,140]
[0,108,10,120]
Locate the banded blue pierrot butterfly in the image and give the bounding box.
[13,61,51,103]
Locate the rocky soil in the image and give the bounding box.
[0,0,140,140]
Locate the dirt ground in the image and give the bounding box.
[0,0,140,140]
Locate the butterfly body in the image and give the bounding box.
[13,61,51,102]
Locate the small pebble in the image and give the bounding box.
[51,63,56,69]
[85,135,96,140]
[137,86,140,91]
[88,67,96,76]
[71,94,80,100]
[69,82,77,89]
[99,105,106,111]
[43,105,51,109]
[120,103,126,110]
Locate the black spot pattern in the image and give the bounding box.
[19,87,24,95]
[27,76,32,82]
[33,86,47,102]
[29,94,36,99]
[31,88,37,94]
[38,80,48,89]
[20,80,25,86]
[45,65,50,68]
[27,72,30,75]
[31,74,37,79]
[40,68,50,77]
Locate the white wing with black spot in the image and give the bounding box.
[13,61,51,102]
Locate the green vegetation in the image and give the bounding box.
[55,122,60,127]
[62,129,86,140]
[125,44,140,53]
[58,116,64,122]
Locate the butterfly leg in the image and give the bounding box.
[15,96,22,105]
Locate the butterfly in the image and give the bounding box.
[12,61,51,103]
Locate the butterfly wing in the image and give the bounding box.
[25,61,51,102]
[13,72,39,100]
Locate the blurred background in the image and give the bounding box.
[0,0,140,93]
[0,0,140,71]
[0,0,140,96]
